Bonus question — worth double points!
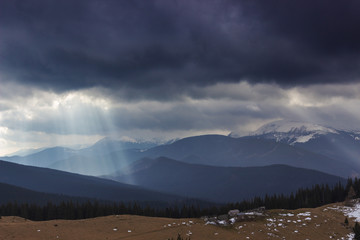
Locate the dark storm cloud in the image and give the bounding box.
[248,0,360,54]
[1,0,360,94]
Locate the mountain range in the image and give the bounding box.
[0,157,345,204]
[0,160,179,203]
[104,157,345,203]
[249,120,360,177]
[2,120,360,178]
[136,134,358,177]
[1,139,157,175]
[0,120,359,206]
[0,182,95,205]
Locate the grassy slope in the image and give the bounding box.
[0,202,354,240]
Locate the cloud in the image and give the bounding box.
[1,0,360,98]
[247,0,360,54]
[2,82,360,138]
[2,0,360,154]
[1,79,360,155]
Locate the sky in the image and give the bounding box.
[1,0,360,156]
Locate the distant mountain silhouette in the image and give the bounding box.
[3,130,359,178]
[48,150,138,176]
[1,139,157,176]
[105,157,345,203]
[80,137,158,155]
[0,160,181,203]
[292,130,360,176]
[140,135,355,177]
[247,120,360,177]
[0,182,95,205]
[1,147,77,167]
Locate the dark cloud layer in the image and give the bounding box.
[1,0,360,94]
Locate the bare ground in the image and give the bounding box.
[0,202,355,240]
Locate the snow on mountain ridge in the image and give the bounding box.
[253,120,338,135]
[250,120,338,145]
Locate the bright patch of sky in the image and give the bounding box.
[1,81,360,156]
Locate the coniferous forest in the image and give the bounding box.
[1,178,359,221]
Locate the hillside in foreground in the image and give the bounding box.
[0,201,358,240]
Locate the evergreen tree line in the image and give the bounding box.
[1,178,359,221]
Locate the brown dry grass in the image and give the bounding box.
[0,202,354,240]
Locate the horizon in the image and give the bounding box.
[2,118,359,157]
[1,0,360,156]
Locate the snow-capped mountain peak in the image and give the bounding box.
[253,120,337,135]
[250,120,338,145]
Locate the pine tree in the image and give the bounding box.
[354,222,360,240]
[345,186,356,207]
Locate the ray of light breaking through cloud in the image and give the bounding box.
[1,0,360,161]
[1,81,360,157]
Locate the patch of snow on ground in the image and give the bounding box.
[205,221,217,225]
[297,212,311,217]
[342,202,360,222]
[329,200,360,222]
[279,213,294,217]
[267,233,276,237]
[217,220,227,225]
[348,233,355,240]
[325,201,360,240]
